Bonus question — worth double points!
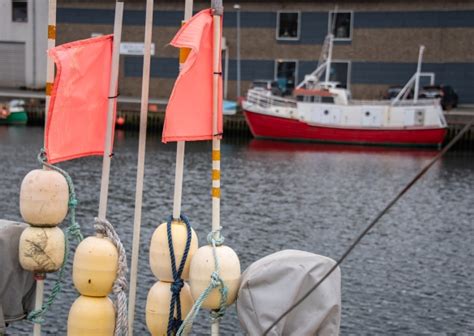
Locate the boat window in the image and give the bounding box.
[321,97,335,104]
[12,0,28,22]
[296,96,304,102]
[275,60,298,95]
[276,11,300,41]
[329,11,352,40]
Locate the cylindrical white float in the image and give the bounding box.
[149,221,198,282]
[67,295,115,336]
[146,280,194,336]
[19,226,65,273]
[20,169,69,226]
[73,236,118,297]
[189,245,241,309]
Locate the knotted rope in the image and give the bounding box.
[27,149,84,324]
[176,228,228,336]
[94,217,128,336]
[166,214,192,336]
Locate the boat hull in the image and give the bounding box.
[244,110,446,146]
[0,111,28,125]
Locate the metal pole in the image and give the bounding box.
[233,4,241,100]
[414,45,425,103]
[223,38,229,100]
[325,34,333,83]
[34,0,57,333]
[128,0,154,334]
[172,0,194,221]
[211,0,223,331]
[98,2,124,220]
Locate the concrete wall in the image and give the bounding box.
[46,1,474,103]
[0,0,48,88]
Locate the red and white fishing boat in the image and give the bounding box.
[243,35,447,146]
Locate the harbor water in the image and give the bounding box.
[1,126,473,335]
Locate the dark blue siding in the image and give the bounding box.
[58,8,474,29]
[354,11,474,28]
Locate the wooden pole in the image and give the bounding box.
[211,1,223,334]
[128,0,154,334]
[34,1,57,334]
[98,2,124,220]
[172,0,194,220]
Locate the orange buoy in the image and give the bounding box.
[116,116,125,126]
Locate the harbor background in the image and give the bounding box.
[1,127,473,334]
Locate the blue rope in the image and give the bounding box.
[176,229,228,336]
[27,149,84,324]
[166,214,192,336]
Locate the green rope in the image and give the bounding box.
[176,229,228,336]
[27,149,84,324]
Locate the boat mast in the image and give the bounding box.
[324,33,333,83]
[413,45,425,103]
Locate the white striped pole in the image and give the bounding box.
[33,1,57,334]
[98,2,124,220]
[128,0,154,334]
[211,1,223,334]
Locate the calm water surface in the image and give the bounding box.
[1,126,473,335]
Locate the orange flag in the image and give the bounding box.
[45,35,114,163]
[162,9,223,143]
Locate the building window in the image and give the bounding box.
[328,61,351,89]
[12,0,28,22]
[275,60,298,95]
[276,11,300,40]
[329,11,352,40]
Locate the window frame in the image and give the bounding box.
[328,11,353,41]
[276,11,301,41]
[329,60,351,90]
[274,59,299,90]
[12,0,28,23]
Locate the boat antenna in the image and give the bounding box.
[262,117,474,335]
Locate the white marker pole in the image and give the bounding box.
[34,1,57,334]
[98,2,124,220]
[172,0,194,220]
[211,1,223,335]
[128,0,154,334]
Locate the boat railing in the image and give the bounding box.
[351,99,439,107]
[246,89,297,109]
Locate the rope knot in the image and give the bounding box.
[68,198,78,208]
[207,228,225,246]
[210,271,221,287]
[171,279,184,294]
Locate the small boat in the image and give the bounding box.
[0,100,28,125]
[243,35,447,147]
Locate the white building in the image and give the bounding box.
[0,0,48,88]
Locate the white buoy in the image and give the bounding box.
[189,245,241,309]
[19,226,65,273]
[68,296,116,335]
[20,169,69,226]
[72,236,119,297]
[146,281,194,336]
[149,220,199,282]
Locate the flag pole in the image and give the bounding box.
[172,0,194,221]
[33,1,57,334]
[211,0,223,335]
[98,1,124,220]
[128,0,153,334]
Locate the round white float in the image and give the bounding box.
[189,245,241,310]
[67,295,115,336]
[146,280,193,336]
[149,221,198,282]
[20,169,69,226]
[19,226,65,273]
[73,236,118,297]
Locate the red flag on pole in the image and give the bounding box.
[45,35,114,163]
[162,9,223,143]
